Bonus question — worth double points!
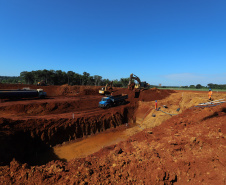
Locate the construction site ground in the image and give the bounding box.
[0,84,225,184]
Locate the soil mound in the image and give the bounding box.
[0,84,101,97]
[113,88,174,103]
[57,85,100,96]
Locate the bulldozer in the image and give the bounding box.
[99,81,113,95]
[128,73,149,90]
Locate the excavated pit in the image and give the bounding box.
[1,84,226,184]
[0,84,174,166]
[0,105,135,166]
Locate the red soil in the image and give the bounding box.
[0,84,225,184]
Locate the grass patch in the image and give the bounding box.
[157,88,226,92]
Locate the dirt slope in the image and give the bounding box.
[0,84,225,184]
[1,100,225,184]
[0,84,173,166]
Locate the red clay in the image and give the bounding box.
[0,84,225,184]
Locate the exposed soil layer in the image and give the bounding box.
[0,84,225,184]
[0,98,225,184]
[0,84,173,166]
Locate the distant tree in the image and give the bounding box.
[113,79,122,87]
[73,73,82,85]
[120,78,130,88]
[93,75,102,86]
[47,70,55,85]
[207,83,215,89]
[55,70,67,85]
[33,70,44,84]
[82,72,90,85]
[20,71,34,84]
[196,84,202,89]
[189,85,195,89]
[0,76,22,84]
[101,79,111,86]
[181,86,188,88]
[207,83,226,90]
[67,71,75,85]
[43,69,53,84]
[87,76,95,85]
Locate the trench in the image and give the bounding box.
[53,122,137,161]
[0,106,136,166]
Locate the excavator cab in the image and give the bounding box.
[99,81,113,95]
[128,73,149,90]
[37,80,46,86]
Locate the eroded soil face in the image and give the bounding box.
[0,84,173,165]
[0,84,225,184]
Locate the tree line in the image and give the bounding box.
[0,70,225,89]
[180,83,226,90]
[0,70,130,87]
[0,76,23,84]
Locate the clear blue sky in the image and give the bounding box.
[0,0,225,86]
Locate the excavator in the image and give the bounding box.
[37,80,47,86]
[128,73,149,90]
[99,81,113,95]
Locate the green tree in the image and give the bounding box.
[20,71,34,84]
[55,70,67,85]
[73,73,82,85]
[113,79,122,87]
[120,78,130,88]
[196,84,202,89]
[93,75,102,86]
[82,72,90,85]
[101,79,111,86]
[67,71,75,85]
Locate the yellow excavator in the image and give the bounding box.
[37,80,47,86]
[99,81,113,95]
[128,73,149,90]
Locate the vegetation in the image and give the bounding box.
[1,70,225,90]
[0,76,23,84]
[0,70,130,88]
[159,83,226,90]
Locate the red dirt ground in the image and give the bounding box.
[0,84,225,184]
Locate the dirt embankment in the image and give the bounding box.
[0,83,101,97]
[2,84,225,184]
[0,84,173,166]
[0,101,225,184]
[0,107,130,165]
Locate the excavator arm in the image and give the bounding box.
[128,73,141,89]
[128,73,149,90]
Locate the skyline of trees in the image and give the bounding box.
[0,70,225,89]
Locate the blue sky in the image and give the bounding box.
[0,0,225,86]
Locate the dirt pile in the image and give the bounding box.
[0,103,225,184]
[113,88,174,102]
[57,85,100,96]
[0,84,101,97]
[0,97,101,116]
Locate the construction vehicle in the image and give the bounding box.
[99,81,113,95]
[37,80,47,86]
[98,94,128,109]
[0,88,47,99]
[128,73,149,90]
